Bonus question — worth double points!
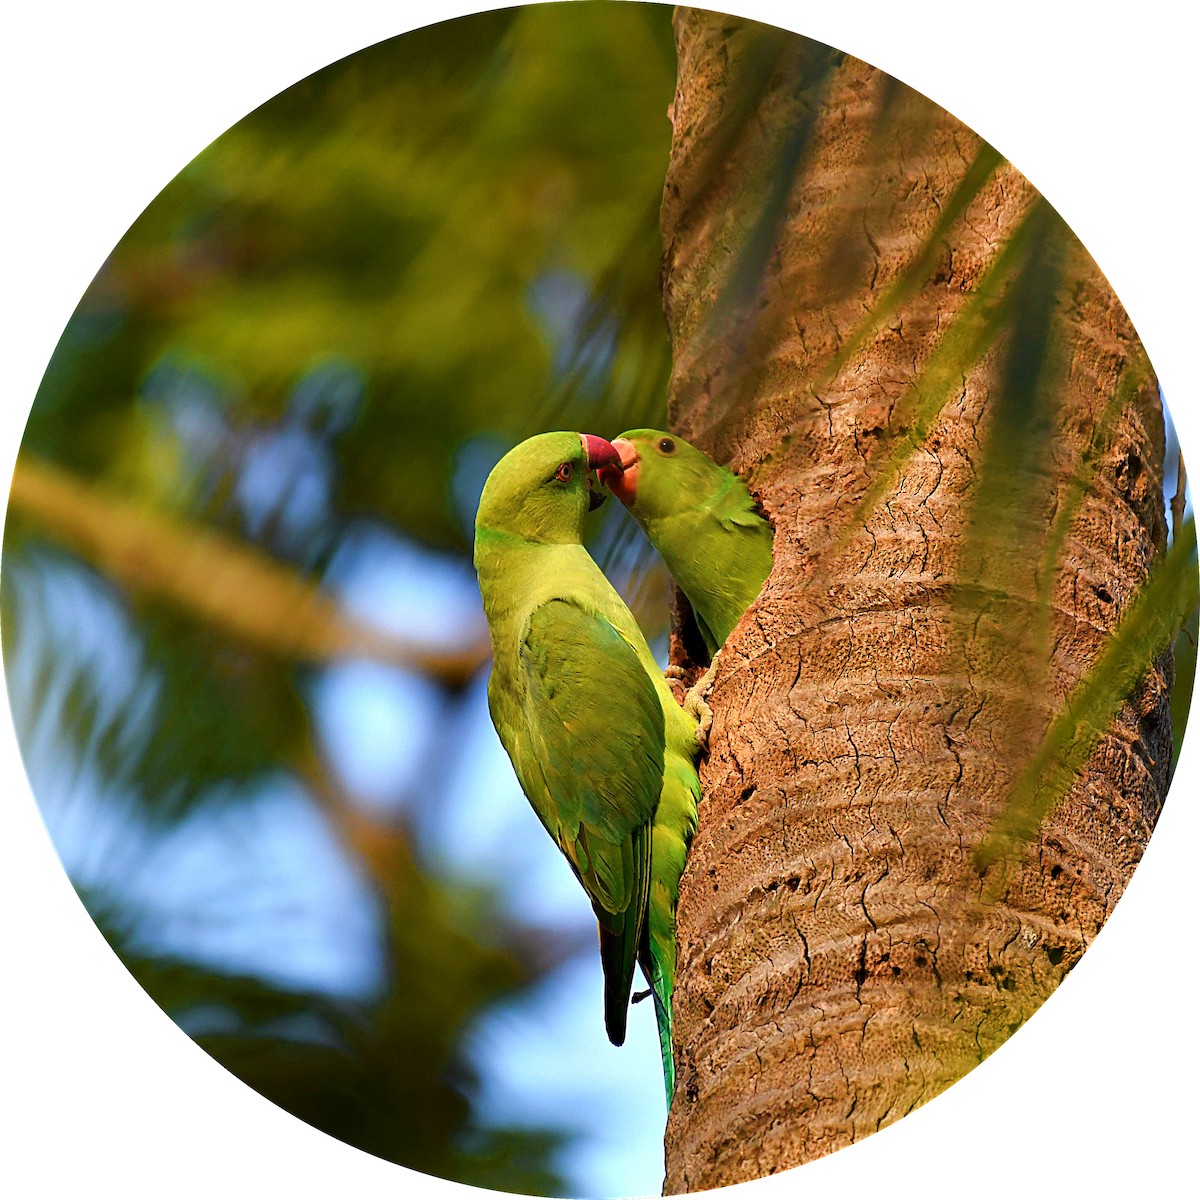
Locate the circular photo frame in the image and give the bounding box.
[3,4,1195,1199]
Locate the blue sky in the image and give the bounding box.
[10,508,669,1197]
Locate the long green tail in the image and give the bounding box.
[640,863,682,1102]
[642,752,700,1103]
[598,823,653,1046]
[640,946,675,1101]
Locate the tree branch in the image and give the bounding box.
[8,455,489,688]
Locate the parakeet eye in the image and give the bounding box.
[555,462,573,482]
[657,437,676,455]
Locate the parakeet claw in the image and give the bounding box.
[632,987,653,1004]
[684,652,721,752]
[664,664,688,681]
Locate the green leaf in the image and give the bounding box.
[976,517,1199,872]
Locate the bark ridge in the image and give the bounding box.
[661,11,1170,1191]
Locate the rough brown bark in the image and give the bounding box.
[661,11,1169,1191]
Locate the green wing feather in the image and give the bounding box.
[516,599,665,1045]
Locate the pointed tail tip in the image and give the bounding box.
[649,981,676,1105]
[604,1009,628,1048]
[662,1054,676,1106]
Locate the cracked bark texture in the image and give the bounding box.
[661,11,1170,1192]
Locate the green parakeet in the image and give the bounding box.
[600,429,774,656]
[473,430,700,1099]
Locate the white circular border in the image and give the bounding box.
[2,4,1194,1198]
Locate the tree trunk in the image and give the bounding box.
[661,10,1170,1191]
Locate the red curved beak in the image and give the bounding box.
[599,437,639,504]
[580,434,622,511]
[580,434,623,472]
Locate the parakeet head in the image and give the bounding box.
[598,429,726,520]
[475,431,623,544]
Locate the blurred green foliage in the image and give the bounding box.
[21,3,674,548]
[9,0,678,814]
[83,862,570,1195]
[4,5,678,1194]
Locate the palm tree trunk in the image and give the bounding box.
[661,10,1170,1190]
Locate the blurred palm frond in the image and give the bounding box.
[8,455,489,685]
[976,517,1197,873]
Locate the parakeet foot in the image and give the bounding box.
[664,664,688,681]
[684,652,721,752]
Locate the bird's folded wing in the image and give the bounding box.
[518,598,664,916]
